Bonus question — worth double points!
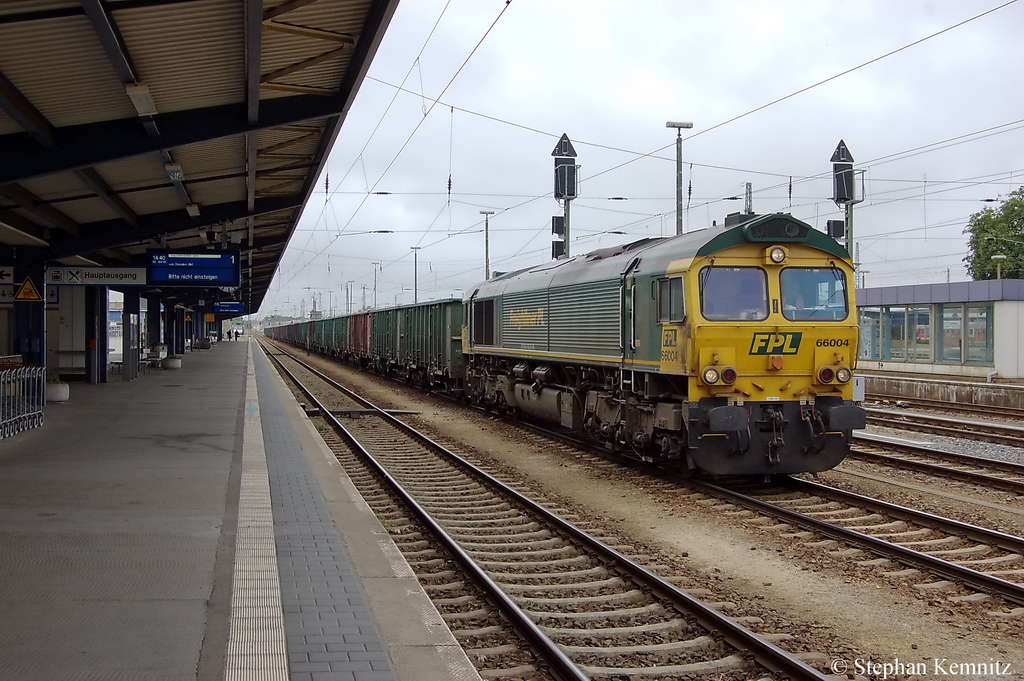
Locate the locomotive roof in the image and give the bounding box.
[466,213,851,300]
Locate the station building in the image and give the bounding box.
[855,279,1024,404]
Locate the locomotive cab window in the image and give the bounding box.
[780,268,849,321]
[657,277,684,322]
[700,267,768,321]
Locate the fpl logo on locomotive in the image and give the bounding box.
[749,332,802,355]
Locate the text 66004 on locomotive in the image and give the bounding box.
[268,212,866,477]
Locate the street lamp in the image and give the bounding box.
[992,254,1007,280]
[480,210,494,279]
[984,236,1024,246]
[371,262,380,309]
[411,247,421,303]
[666,121,693,235]
[985,236,1024,280]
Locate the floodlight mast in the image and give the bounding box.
[666,121,693,235]
[480,211,494,279]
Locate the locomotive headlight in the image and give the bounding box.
[818,366,836,383]
[836,366,852,383]
[720,367,737,384]
[766,245,788,264]
[702,367,720,384]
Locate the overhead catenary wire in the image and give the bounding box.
[277,1,514,291]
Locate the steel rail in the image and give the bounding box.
[863,408,1024,447]
[262,343,589,681]
[849,437,1024,497]
[261,340,831,681]
[865,394,1024,421]
[684,476,1024,606]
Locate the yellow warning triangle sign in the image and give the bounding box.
[14,277,42,301]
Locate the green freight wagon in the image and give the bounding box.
[370,299,463,391]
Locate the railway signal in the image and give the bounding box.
[552,133,578,260]
[830,140,864,273]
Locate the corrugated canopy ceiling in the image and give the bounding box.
[0,0,397,312]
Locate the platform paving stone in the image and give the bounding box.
[254,355,396,681]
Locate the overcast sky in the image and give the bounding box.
[260,0,1024,319]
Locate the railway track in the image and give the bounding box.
[865,393,1024,421]
[258,340,831,681]
[506,417,1024,612]
[863,406,1024,448]
[850,432,1024,497]
[683,476,1024,612]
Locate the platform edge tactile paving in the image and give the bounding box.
[252,344,399,681]
[223,351,289,680]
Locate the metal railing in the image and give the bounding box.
[0,362,44,439]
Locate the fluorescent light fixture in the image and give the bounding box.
[125,83,158,116]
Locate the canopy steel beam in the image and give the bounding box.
[75,167,141,227]
[0,184,80,236]
[0,95,342,185]
[0,0,396,185]
[81,0,138,83]
[48,194,302,258]
[0,70,56,149]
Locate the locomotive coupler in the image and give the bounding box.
[766,409,785,465]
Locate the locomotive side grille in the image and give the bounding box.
[548,281,620,357]
[503,290,549,348]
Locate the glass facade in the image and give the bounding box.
[858,303,993,365]
[966,304,994,364]
[908,306,931,361]
[939,304,962,363]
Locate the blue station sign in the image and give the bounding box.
[213,301,245,314]
[148,250,240,286]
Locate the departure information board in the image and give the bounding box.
[148,251,240,286]
[214,301,245,313]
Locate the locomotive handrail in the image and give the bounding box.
[629,283,636,351]
[617,284,624,351]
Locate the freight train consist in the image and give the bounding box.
[267,213,866,476]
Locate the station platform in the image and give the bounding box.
[0,338,478,681]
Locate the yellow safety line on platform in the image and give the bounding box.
[225,341,289,679]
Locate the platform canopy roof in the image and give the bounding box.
[0,0,397,313]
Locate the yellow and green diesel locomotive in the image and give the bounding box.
[463,212,865,475]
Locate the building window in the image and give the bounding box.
[657,277,684,322]
[965,304,994,365]
[859,307,881,360]
[908,306,931,362]
[883,306,907,361]
[938,304,962,363]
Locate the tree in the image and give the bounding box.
[963,186,1024,280]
